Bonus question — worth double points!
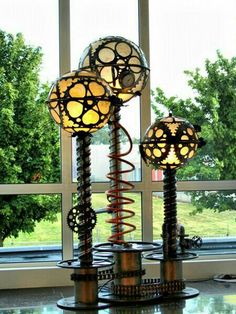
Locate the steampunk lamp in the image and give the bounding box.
[47,70,114,310]
[140,113,205,299]
[79,36,161,304]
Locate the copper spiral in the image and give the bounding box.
[106,106,136,245]
[76,134,96,266]
[162,169,177,259]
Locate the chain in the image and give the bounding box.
[71,268,146,282]
[111,279,186,296]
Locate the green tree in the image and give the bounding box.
[152,51,236,214]
[0,30,60,246]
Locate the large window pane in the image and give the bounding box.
[72,102,141,182]
[93,192,142,243]
[0,194,62,263]
[149,0,236,181]
[70,0,141,182]
[0,0,60,184]
[0,0,59,82]
[150,0,236,97]
[73,192,142,256]
[153,191,236,241]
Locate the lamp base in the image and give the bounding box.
[162,287,199,300]
[57,297,110,311]
[98,289,162,304]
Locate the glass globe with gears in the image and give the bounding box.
[47,70,113,134]
[78,36,150,102]
[140,113,202,170]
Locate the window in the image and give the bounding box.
[0,0,61,262]
[0,0,235,289]
[149,0,236,252]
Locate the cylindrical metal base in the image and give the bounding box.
[113,251,142,286]
[57,259,114,311]
[160,260,183,282]
[57,296,109,311]
[74,267,98,304]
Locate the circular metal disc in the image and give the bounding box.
[57,297,110,310]
[162,287,199,300]
[99,289,162,304]
[144,252,198,261]
[94,241,162,253]
[57,258,114,269]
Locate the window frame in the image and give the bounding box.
[0,0,235,289]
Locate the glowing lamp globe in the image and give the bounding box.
[79,36,150,103]
[47,70,113,134]
[140,114,200,170]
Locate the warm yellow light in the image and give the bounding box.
[47,70,113,134]
[140,114,200,170]
[163,147,180,165]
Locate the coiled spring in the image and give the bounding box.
[106,106,136,245]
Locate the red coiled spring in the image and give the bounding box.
[106,106,136,245]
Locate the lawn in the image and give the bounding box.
[4,193,236,247]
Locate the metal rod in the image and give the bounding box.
[162,169,177,259]
[76,134,93,266]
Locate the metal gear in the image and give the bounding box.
[67,205,97,233]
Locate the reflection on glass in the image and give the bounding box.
[0,194,62,263]
[153,191,236,240]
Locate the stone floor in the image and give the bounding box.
[0,280,236,313]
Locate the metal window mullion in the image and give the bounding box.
[151,180,236,192]
[59,0,73,260]
[138,0,153,242]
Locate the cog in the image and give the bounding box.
[67,205,97,233]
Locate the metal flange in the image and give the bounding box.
[94,241,162,253]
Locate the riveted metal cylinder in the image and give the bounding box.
[113,251,142,286]
[74,268,98,304]
[160,260,183,282]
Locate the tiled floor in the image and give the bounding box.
[0,280,236,313]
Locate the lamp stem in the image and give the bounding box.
[76,134,93,266]
[162,168,177,259]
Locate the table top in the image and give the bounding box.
[0,280,235,313]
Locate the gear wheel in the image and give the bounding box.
[67,205,97,233]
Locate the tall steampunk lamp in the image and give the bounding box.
[140,113,205,299]
[79,36,161,302]
[47,70,114,310]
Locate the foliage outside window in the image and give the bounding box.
[152,51,236,214]
[0,30,60,247]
